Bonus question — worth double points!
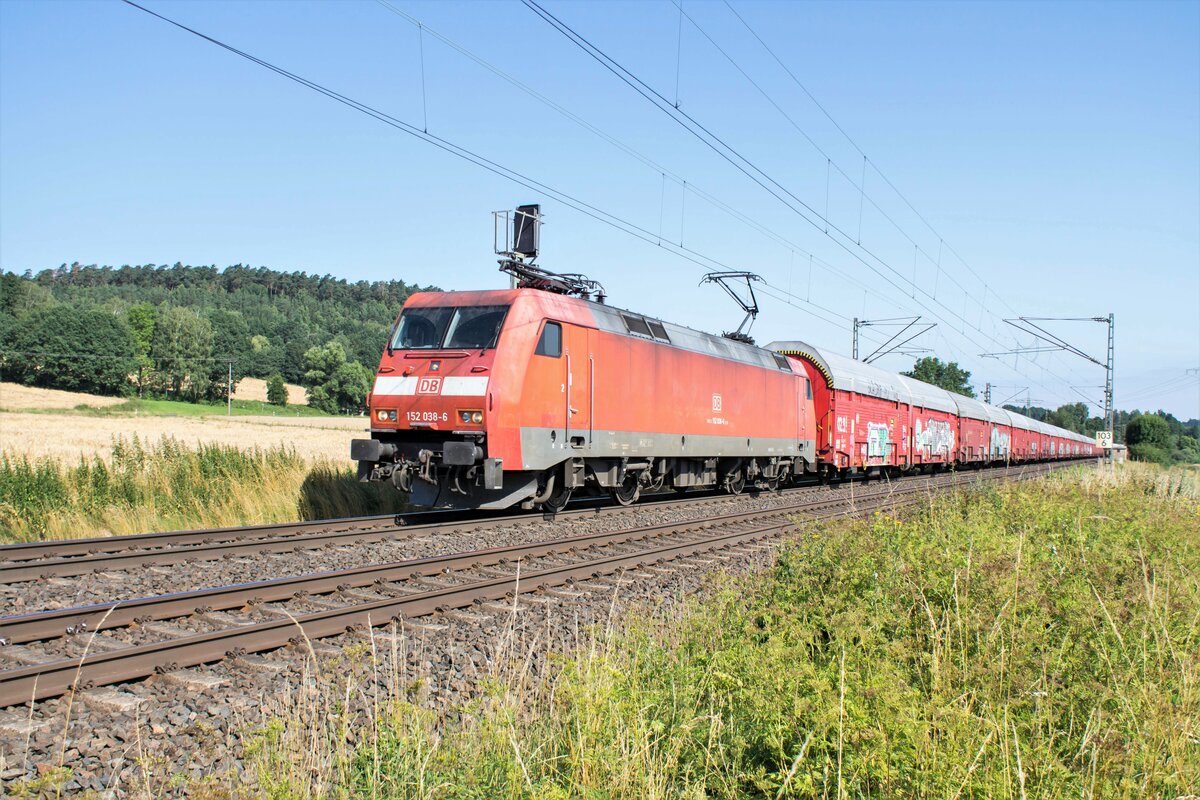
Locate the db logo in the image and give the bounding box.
[711,394,722,412]
[417,377,442,395]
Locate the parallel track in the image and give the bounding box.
[0,487,769,583]
[0,462,1070,707]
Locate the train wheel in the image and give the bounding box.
[610,475,640,506]
[541,486,573,514]
[726,470,746,495]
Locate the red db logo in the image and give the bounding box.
[417,377,442,395]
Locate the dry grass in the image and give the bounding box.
[0,410,363,464]
[0,382,127,411]
[0,436,408,541]
[234,376,309,406]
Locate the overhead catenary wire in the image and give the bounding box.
[376,0,1048,370]
[522,0,1083,401]
[718,0,1092,385]
[119,0,859,338]
[372,0,899,329]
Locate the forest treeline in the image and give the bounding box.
[0,263,438,412]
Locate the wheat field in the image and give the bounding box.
[0,382,128,411]
[0,410,363,463]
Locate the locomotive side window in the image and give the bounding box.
[535,321,562,358]
[391,305,508,350]
[805,378,813,400]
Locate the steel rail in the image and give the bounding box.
[0,514,401,562]
[0,460,1079,582]
[0,457,1088,568]
[0,479,931,645]
[0,489,915,707]
[0,486,784,583]
[0,462,1067,706]
[0,486,737,564]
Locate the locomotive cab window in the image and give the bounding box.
[392,305,508,350]
[535,321,562,358]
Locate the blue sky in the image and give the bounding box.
[2,0,1197,419]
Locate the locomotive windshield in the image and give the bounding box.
[391,305,509,350]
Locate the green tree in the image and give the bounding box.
[266,373,289,407]
[150,306,215,401]
[1126,413,1171,449]
[302,341,372,414]
[903,357,976,398]
[1048,402,1090,434]
[126,303,156,398]
[1125,413,1173,464]
[4,306,136,396]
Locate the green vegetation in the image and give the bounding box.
[2,305,137,395]
[903,356,976,397]
[303,341,374,415]
[245,465,1198,798]
[267,373,289,406]
[4,396,333,418]
[0,436,406,542]
[1003,403,1200,465]
[0,263,437,411]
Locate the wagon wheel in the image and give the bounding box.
[725,469,746,496]
[610,474,641,506]
[541,485,573,514]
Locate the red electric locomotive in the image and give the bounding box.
[352,287,817,511]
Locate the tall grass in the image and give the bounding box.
[239,464,1198,799]
[0,436,406,542]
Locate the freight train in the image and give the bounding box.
[350,286,1096,511]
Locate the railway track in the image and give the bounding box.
[0,485,796,583]
[0,462,1068,707]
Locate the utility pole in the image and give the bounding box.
[1104,313,1114,441]
[852,317,859,360]
[985,314,1115,454]
[227,360,233,417]
[983,382,991,404]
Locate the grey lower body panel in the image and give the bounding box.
[517,427,808,472]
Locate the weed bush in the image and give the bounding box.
[247,465,1199,798]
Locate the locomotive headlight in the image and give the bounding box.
[458,410,484,424]
[471,411,483,424]
[376,410,387,421]
[388,410,397,421]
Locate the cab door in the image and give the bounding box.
[563,324,592,449]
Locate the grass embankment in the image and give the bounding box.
[0,436,405,542]
[246,464,1198,799]
[12,397,332,418]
